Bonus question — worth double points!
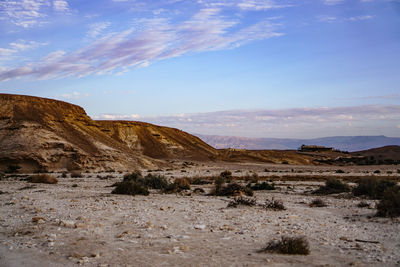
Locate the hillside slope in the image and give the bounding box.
[0,94,218,172]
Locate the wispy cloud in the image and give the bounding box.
[323,0,345,5]
[0,8,283,81]
[60,91,89,99]
[86,21,111,38]
[53,0,69,12]
[0,40,48,61]
[346,15,374,21]
[95,105,400,138]
[0,0,70,28]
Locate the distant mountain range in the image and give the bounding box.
[195,134,400,152]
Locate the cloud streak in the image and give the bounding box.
[95,105,400,138]
[0,8,283,81]
[0,0,70,28]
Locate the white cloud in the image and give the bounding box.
[0,9,283,81]
[323,0,345,5]
[347,15,374,21]
[0,0,70,28]
[95,105,400,138]
[53,0,69,12]
[87,22,111,38]
[0,40,48,62]
[61,91,89,99]
[318,15,337,23]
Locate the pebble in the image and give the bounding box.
[194,224,206,230]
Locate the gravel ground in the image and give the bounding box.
[1,164,400,266]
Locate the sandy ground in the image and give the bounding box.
[1,163,400,267]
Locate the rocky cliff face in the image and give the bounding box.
[0,94,218,172]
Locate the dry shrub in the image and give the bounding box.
[376,187,400,217]
[220,170,232,180]
[28,174,58,184]
[259,236,310,255]
[248,181,275,191]
[309,198,327,207]
[263,198,285,210]
[123,171,142,182]
[313,178,350,195]
[213,182,253,196]
[71,171,83,178]
[227,196,257,208]
[112,180,149,196]
[164,178,191,193]
[189,177,212,185]
[143,174,169,189]
[353,178,397,199]
[357,201,370,208]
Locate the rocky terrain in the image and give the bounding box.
[1,163,400,266]
[2,94,397,174]
[0,94,217,173]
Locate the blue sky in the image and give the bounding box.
[0,0,399,138]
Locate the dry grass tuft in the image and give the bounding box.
[259,236,310,255]
[28,174,58,184]
[309,198,327,207]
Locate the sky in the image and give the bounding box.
[0,0,399,138]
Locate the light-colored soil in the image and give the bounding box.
[1,163,400,266]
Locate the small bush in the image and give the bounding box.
[353,178,397,199]
[112,180,149,196]
[28,174,58,184]
[376,187,400,217]
[143,174,169,189]
[263,198,285,211]
[227,196,257,208]
[309,198,327,207]
[373,170,381,174]
[248,181,275,191]
[164,178,191,193]
[213,182,253,196]
[259,236,310,255]
[220,170,232,180]
[189,177,212,185]
[335,169,345,174]
[71,171,83,178]
[357,201,370,208]
[123,171,143,182]
[61,172,67,178]
[6,164,21,173]
[313,178,350,195]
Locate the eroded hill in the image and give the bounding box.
[1,94,395,172]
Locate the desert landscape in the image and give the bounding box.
[1,95,400,266]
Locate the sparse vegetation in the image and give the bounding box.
[112,180,149,196]
[353,178,397,199]
[313,178,350,195]
[376,187,400,217]
[357,201,370,208]
[6,164,21,173]
[335,169,345,174]
[227,196,257,208]
[247,181,275,191]
[61,172,67,178]
[28,174,58,184]
[212,181,253,196]
[219,170,233,182]
[263,198,285,210]
[373,170,381,174]
[309,198,327,207]
[71,171,83,178]
[259,236,310,255]
[143,174,169,190]
[189,177,212,185]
